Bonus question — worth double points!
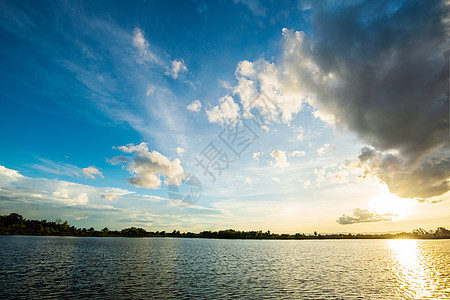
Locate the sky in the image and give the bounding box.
[0,0,449,234]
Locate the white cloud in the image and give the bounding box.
[232,58,305,124]
[116,142,149,154]
[295,126,304,141]
[253,152,262,160]
[289,150,306,158]
[187,99,202,112]
[206,95,240,125]
[236,60,256,77]
[270,150,289,168]
[82,166,104,179]
[114,142,184,189]
[0,165,23,182]
[165,59,188,79]
[132,28,160,64]
[317,144,331,156]
[175,147,185,157]
[272,177,281,183]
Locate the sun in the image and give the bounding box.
[369,187,416,218]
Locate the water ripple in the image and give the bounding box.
[0,237,449,299]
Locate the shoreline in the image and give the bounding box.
[2,233,449,240]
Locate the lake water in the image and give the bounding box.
[0,236,449,299]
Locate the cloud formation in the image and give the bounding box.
[295,126,304,141]
[165,59,188,79]
[253,152,262,160]
[206,95,240,125]
[289,150,306,158]
[187,99,202,112]
[113,142,184,189]
[317,144,331,156]
[0,165,126,209]
[175,147,185,157]
[283,1,448,158]
[354,146,450,199]
[337,208,396,225]
[226,0,449,199]
[31,158,82,178]
[270,150,289,168]
[32,158,103,180]
[132,28,160,64]
[82,166,103,179]
[233,0,267,17]
[232,59,303,123]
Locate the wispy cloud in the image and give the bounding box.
[233,0,267,17]
[317,144,331,156]
[289,150,306,158]
[132,28,161,65]
[31,158,103,179]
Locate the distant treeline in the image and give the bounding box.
[1,213,450,239]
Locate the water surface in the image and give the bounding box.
[0,236,449,299]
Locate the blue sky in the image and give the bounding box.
[0,0,448,233]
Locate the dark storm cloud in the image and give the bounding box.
[307,0,448,160]
[356,146,450,199]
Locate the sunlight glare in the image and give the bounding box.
[369,189,415,218]
[388,239,441,299]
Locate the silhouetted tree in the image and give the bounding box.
[1,213,449,240]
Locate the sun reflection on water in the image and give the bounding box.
[388,239,443,299]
